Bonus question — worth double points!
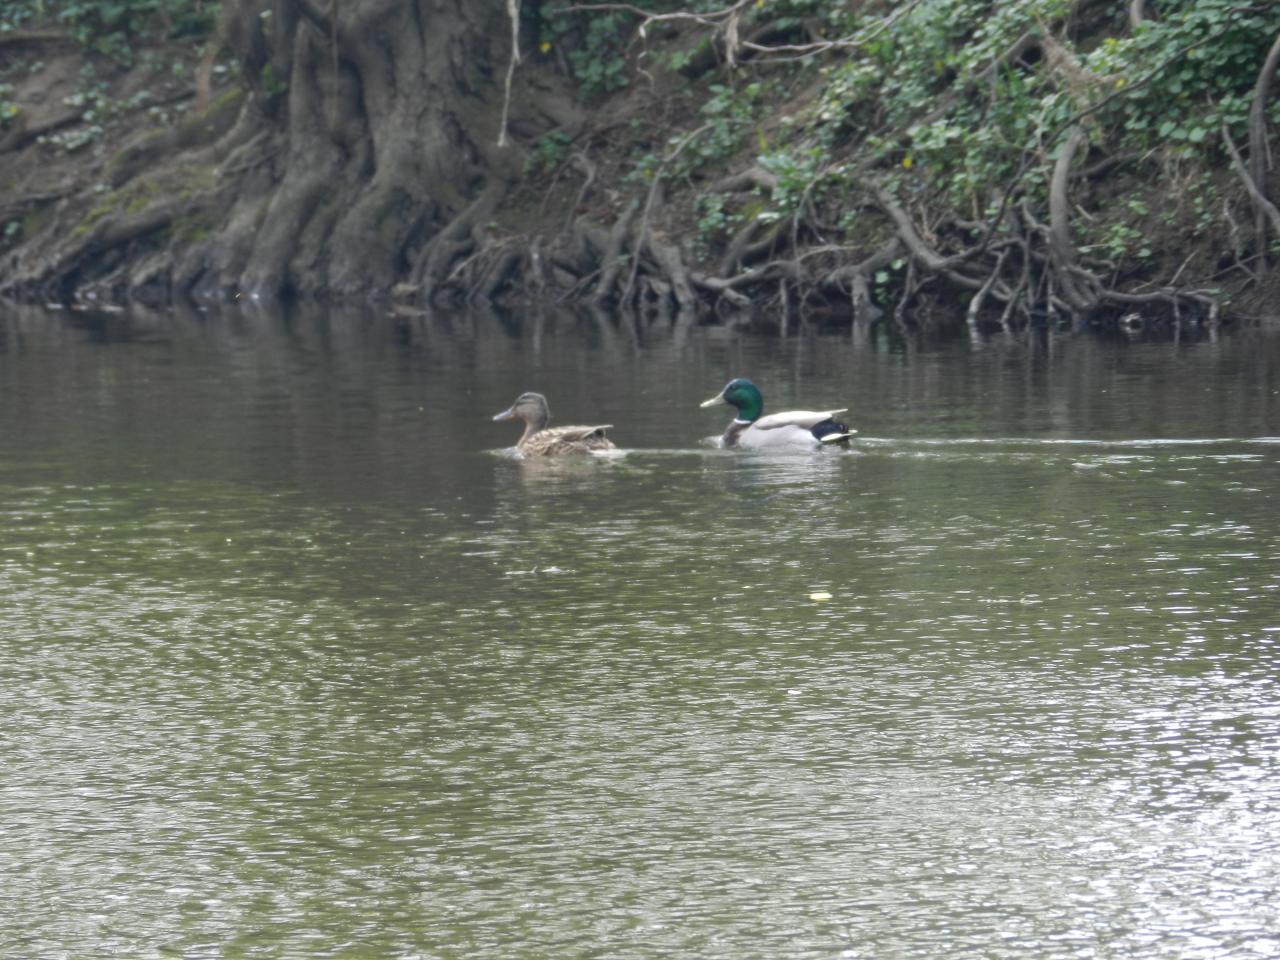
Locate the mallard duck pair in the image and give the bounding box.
[493,378,854,456]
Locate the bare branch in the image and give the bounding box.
[1223,123,1280,237]
[556,0,923,64]
[735,0,924,59]
[867,183,980,283]
[709,166,779,194]
[556,0,756,30]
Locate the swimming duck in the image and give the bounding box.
[700,378,854,449]
[492,391,617,456]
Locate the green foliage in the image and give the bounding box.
[1090,221,1151,264]
[0,82,18,126]
[525,130,573,175]
[542,5,637,99]
[597,0,1270,292]
[41,79,115,151]
[693,193,733,254]
[35,75,168,152]
[756,146,825,222]
[1,0,214,60]
[690,81,763,167]
[570,15,631,96]
[1,0,215,150]
[1088,0,1275,148]
[650,0,1280,237]
[624,81,763,188]
[873,258,907,305]
[259,63,288,98]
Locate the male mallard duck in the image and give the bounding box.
[492,391,617,456]
[700,378,854,449]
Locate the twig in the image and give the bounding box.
[498,0,521,147]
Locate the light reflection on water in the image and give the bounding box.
[0,305,1279,958]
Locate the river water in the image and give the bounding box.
[1,304,1278,959]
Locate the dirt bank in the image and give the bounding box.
[2,1,1279,331]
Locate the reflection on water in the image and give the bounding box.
[1,303,1279,959]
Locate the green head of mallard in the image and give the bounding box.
[700,378,764,423]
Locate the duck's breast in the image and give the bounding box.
[736,423,820,449]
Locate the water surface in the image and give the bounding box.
[1,305,1278,958]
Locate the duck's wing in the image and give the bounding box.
[522,424,616,456]
[752,409,848,431]
[548,424,613,441]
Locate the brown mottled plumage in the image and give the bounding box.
[492,392,616,456]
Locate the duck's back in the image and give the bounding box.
[520,425,615,456]
[752,409,847,431]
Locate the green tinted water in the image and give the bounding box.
[1,305,1278,958]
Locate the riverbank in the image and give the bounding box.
[2,2,1279,331]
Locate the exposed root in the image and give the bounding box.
[592,200,639,304]
[967,250,1008,331]
[646,235,696,309]
[719,220,779,276]
[688,268,755,308]
[1047,125,1100,317]
[1248,32,1280,275]
[821,238,902,327]
[1223,124,1280,238]
[0,110,84,154]
[7,191,220,302]
[414,184,505,301]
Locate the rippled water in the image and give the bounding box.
[1,305,1278,958]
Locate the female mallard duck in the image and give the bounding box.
[492,391,617,456]
[700,378,854,449]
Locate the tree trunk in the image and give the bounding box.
[1,0,572,302]
[229,0,527,298]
